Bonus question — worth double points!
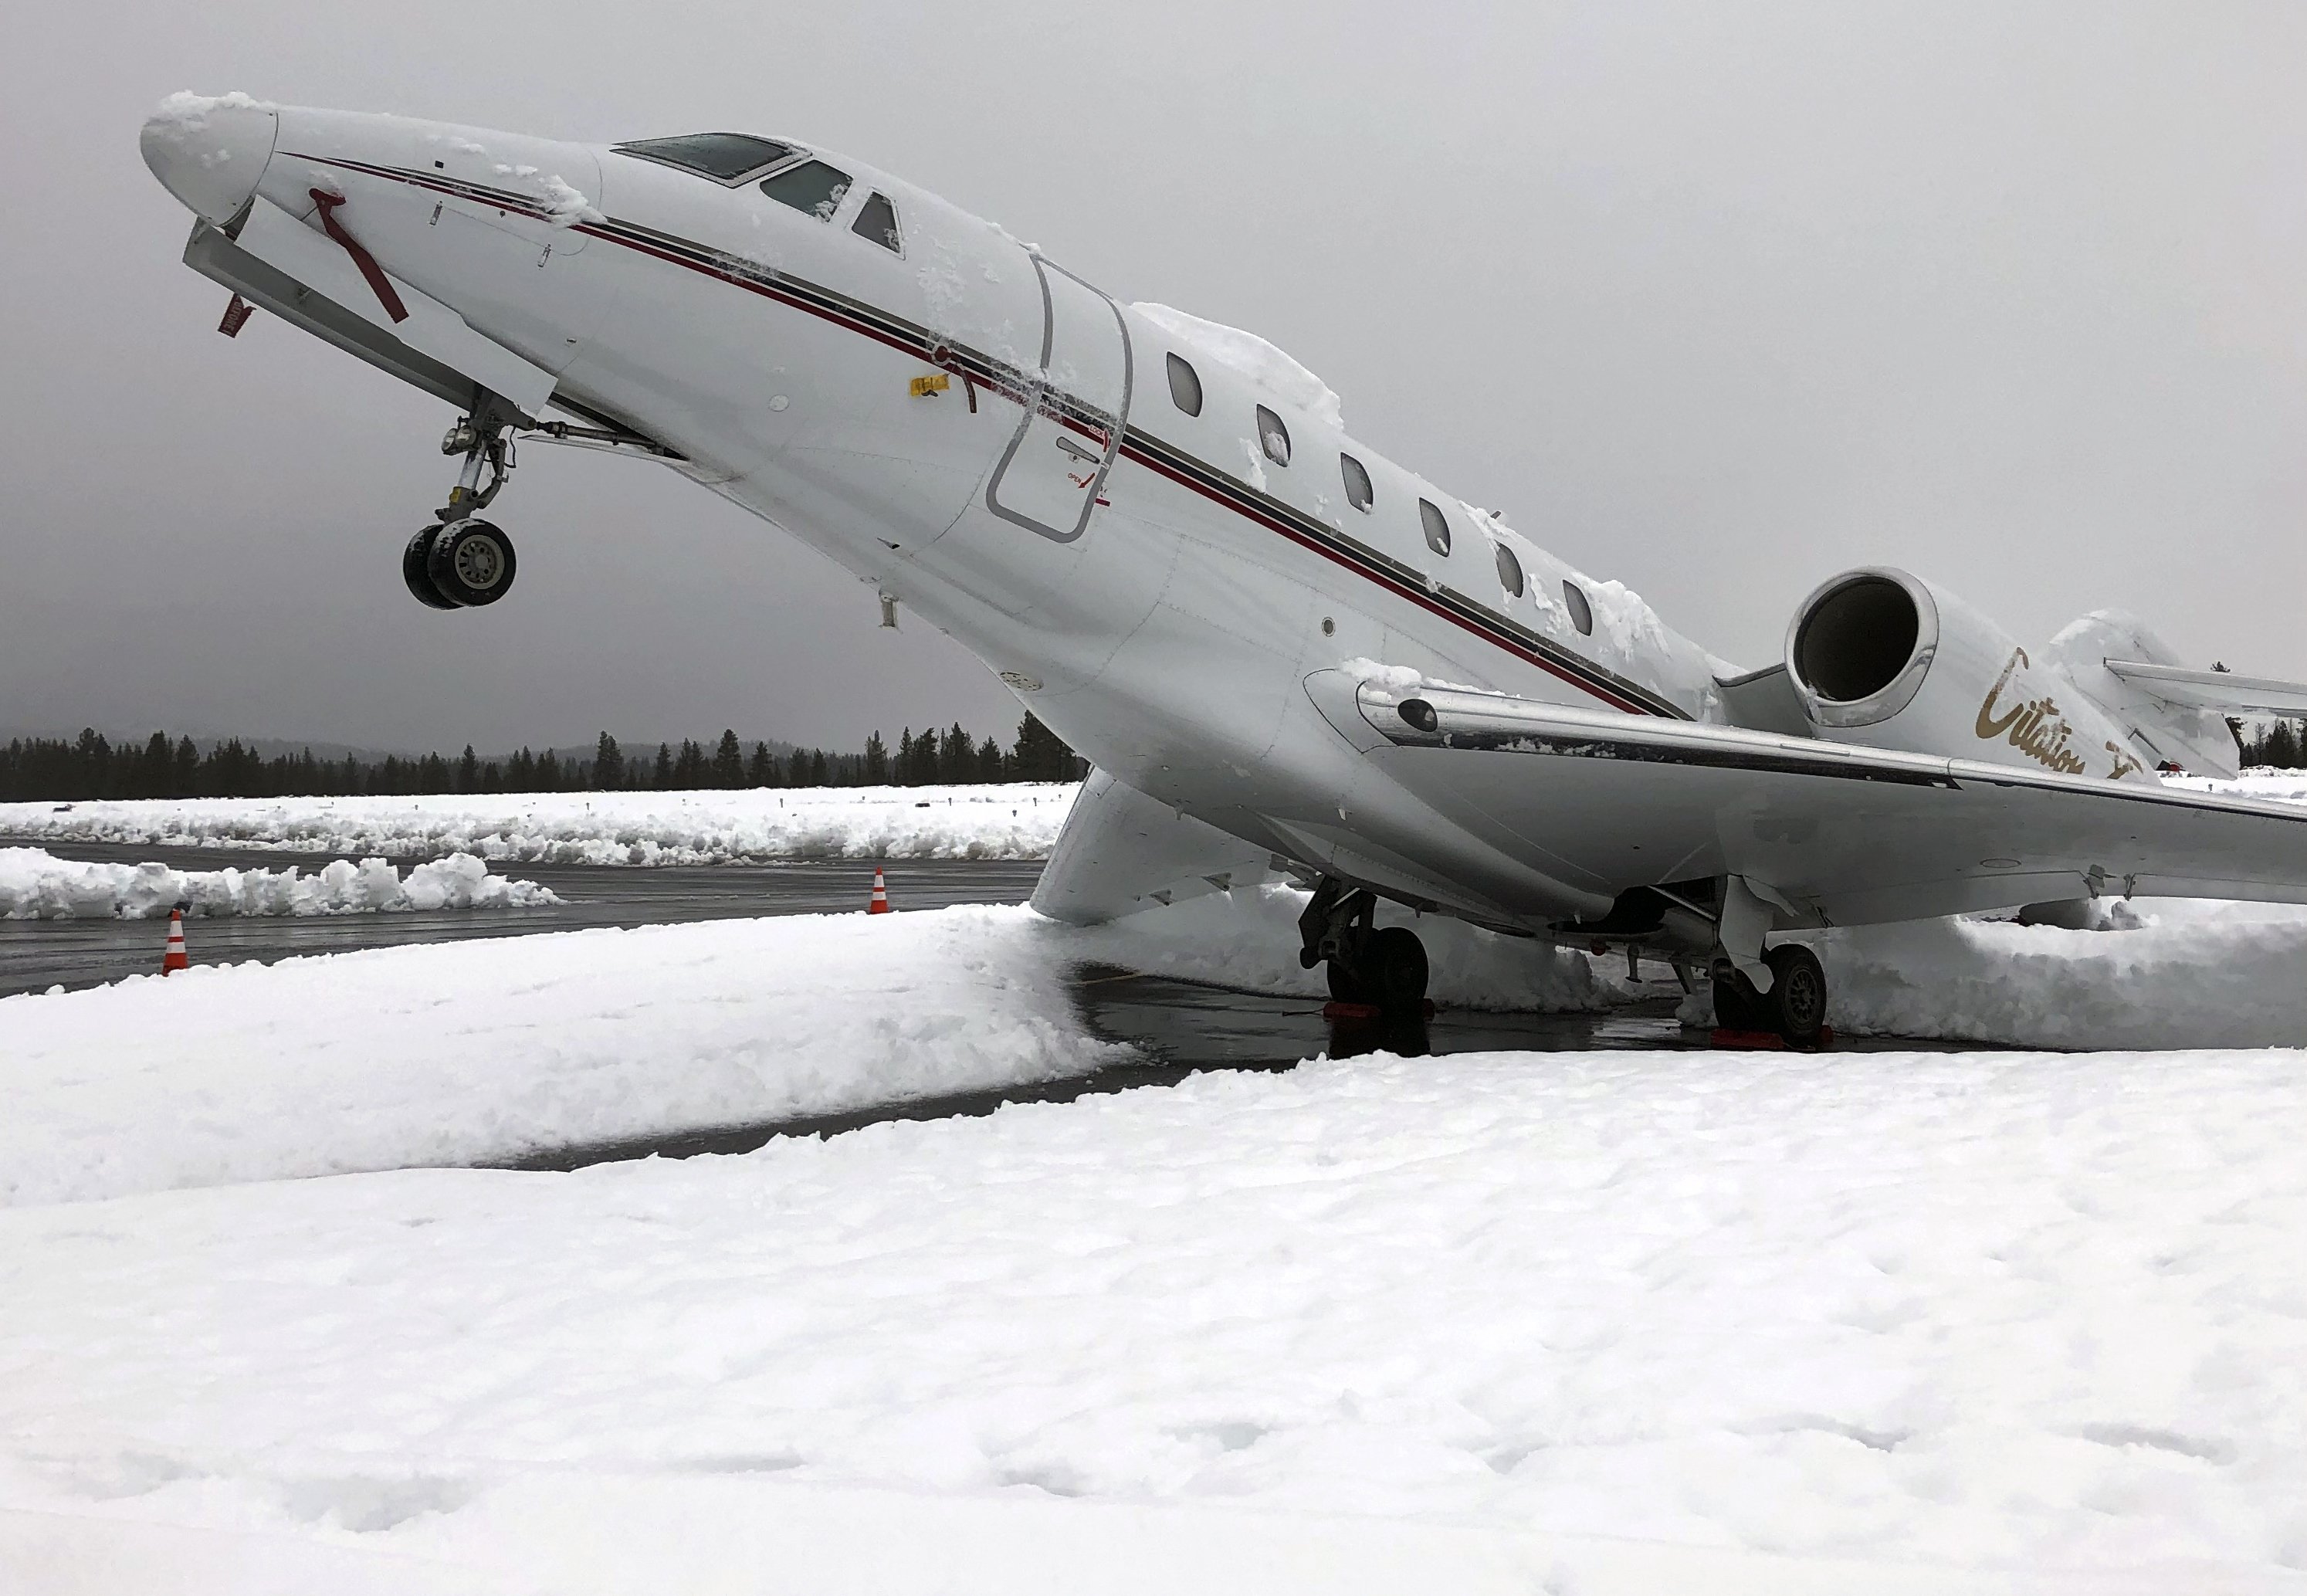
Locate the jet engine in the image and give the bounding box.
[1780,568,2161,782]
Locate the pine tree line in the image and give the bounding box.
[0,717,1086,803]
[2239,720,2307,770]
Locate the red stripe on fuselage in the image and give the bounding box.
[286,153,1664,717]
[1113,444,1651,715]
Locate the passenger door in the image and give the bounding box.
[983,256,1133,542]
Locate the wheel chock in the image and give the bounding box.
[1321,1000,1438,1021]
[1707,1026,1834,1051]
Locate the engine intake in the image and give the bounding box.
[1780,565,2152,782]
[1785,569,1939,728]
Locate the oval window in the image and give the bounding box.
[1341,453,1374,512]
[1563,580,1594,635]
[1166,352,1202,417]
[1256,405,1291,467]
[1494,541,1524,598]
[1418,498,1451,557]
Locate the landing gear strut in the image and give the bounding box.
[405,410,520,609]
[1298,877,1429,1012]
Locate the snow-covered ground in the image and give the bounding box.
[0,845,557,919]
[8,775,2307,1588]
[1,1045,2299,1590]
[0,783,1077,864]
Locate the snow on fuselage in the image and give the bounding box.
[149,102,1726,929]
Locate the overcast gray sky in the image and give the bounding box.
[4,2,2302,754]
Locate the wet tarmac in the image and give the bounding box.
[0,838,1046,998]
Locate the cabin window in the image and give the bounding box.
[1418,498,1452,557]
[760,160,852,220]
[613,133,796,182]
[852,191,902,252]
[1340,453,1374,513]
[1563,580,1594,635]
[1256,405,1292,467]
[1166,352,1202,416]
[1494,540,1524,598]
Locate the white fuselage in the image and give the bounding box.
[144,102,1776,931]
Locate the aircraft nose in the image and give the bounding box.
[140,91,279,223]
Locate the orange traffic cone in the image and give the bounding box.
[868,867,890,914]
[161,907,191,974]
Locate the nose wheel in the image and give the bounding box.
[403,408,521,609]
[405,519,518,608]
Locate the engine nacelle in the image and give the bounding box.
[1783,567,2159,782]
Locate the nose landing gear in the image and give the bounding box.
[405,411,520,610]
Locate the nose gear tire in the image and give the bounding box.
[425,519,518,608]
[403,524,459,610]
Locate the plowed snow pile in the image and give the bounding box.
[0,845,557,919]
[0,907,1126,1208]
[0,782,1077,864]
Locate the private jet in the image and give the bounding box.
[141,93,2307,1044]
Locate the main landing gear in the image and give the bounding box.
[405,412,520,610]
[1298,877,1429,1013]
[1709,943,1828,1048]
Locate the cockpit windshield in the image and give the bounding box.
[613,134,797,183]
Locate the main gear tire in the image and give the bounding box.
[425,518,518,608]
[403,525,459,609]
[1764,943,1828,1048]
[1711,966,1765,1032]
[1365,925,1429,1014]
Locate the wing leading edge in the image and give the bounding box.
[1344,677,2307,928]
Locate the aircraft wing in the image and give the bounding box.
[2103,659,2307,717]
[1334,676,2307,927]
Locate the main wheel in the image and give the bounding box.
[402,524,459,609]
[1365,925,1429,1014]
[1763,943,1828,1047]
[1711,964,1765,1031]
[425,517,518,607]
[1326,953,1371,1005]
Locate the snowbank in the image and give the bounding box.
[1821,900,2307,1049]
[0,784,1078,865]
[0,906,1123,1208]
[0,846,557,920]
[1,1048,2298,1583]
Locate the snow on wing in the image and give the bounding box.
[1353,683,2307,927]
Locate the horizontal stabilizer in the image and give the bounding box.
[2103,659,2307,717]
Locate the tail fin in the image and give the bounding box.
[2047,611,2251,779]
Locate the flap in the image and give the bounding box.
[1030,769,1275,925]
